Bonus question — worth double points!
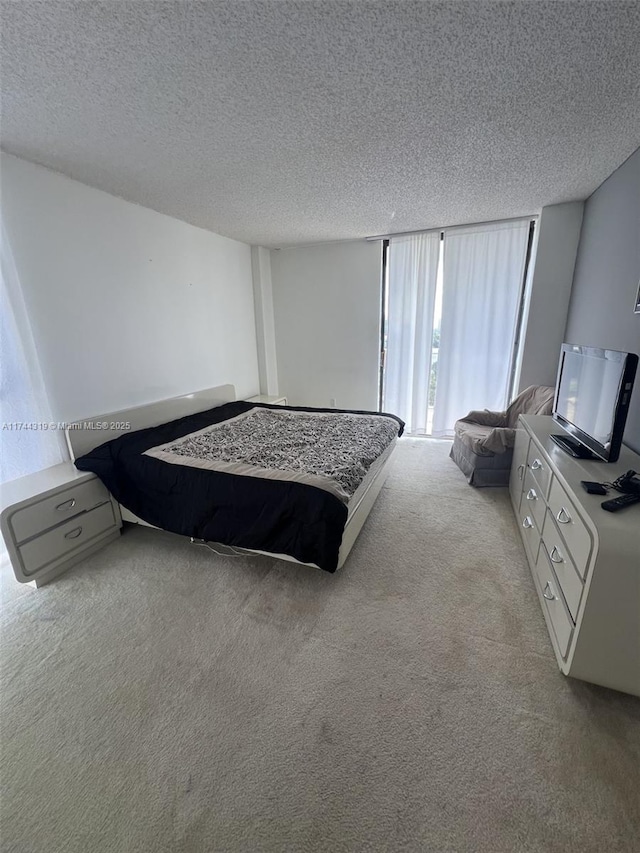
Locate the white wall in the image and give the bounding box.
[271,241,382,410]
[1,153,260,423]
[564,148,640,453]
[517,202,584,391]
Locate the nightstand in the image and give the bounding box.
[0,463,122,587]
[247,394,288,406]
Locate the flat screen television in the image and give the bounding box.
[551,344,638,462]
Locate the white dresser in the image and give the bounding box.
[1,463,122,587]
[511,415,640,696]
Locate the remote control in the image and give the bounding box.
[601,493,640,513]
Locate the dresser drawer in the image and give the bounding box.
[547,478,593,578]
[527,445,552,498]
[541,511,583,622]
[509,429,529,513]
[522,469,546,532]
[534,548,574,659]
[10,478,110,544]
[18,502,116,577]
[520,512,541,565]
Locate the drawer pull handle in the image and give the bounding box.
[557,507,571,524]
[526,488,537,501]
[543,581,556,601]
[518,464,525,481]
[522,516,534,529]
[64,526,83,540]
[531,459,543,471]
[550,546,564,564]
[56,498,77,511]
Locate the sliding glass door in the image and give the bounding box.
[382,232,440,435]
[381,218,533,436]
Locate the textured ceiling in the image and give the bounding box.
[1,1,639,248]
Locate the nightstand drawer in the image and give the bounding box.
[18,502,116,576]
[10,478,109,544]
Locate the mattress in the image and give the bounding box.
[74,401,404,572]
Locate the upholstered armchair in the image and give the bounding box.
[450,385,555,486]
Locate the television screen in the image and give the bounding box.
[556,349,628,447]
[552,344,637,462]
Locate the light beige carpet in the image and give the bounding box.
[1,438,639,853]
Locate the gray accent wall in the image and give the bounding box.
[564,147,640,454]
[517,202,584,392]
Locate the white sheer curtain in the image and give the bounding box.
[383,232,440,434]
[431,219,531,437]
[1,221,65,484]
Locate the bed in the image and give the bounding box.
[66,385,403,572]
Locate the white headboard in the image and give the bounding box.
[65,384,236,460]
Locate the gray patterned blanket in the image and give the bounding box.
[144,407,400,503]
